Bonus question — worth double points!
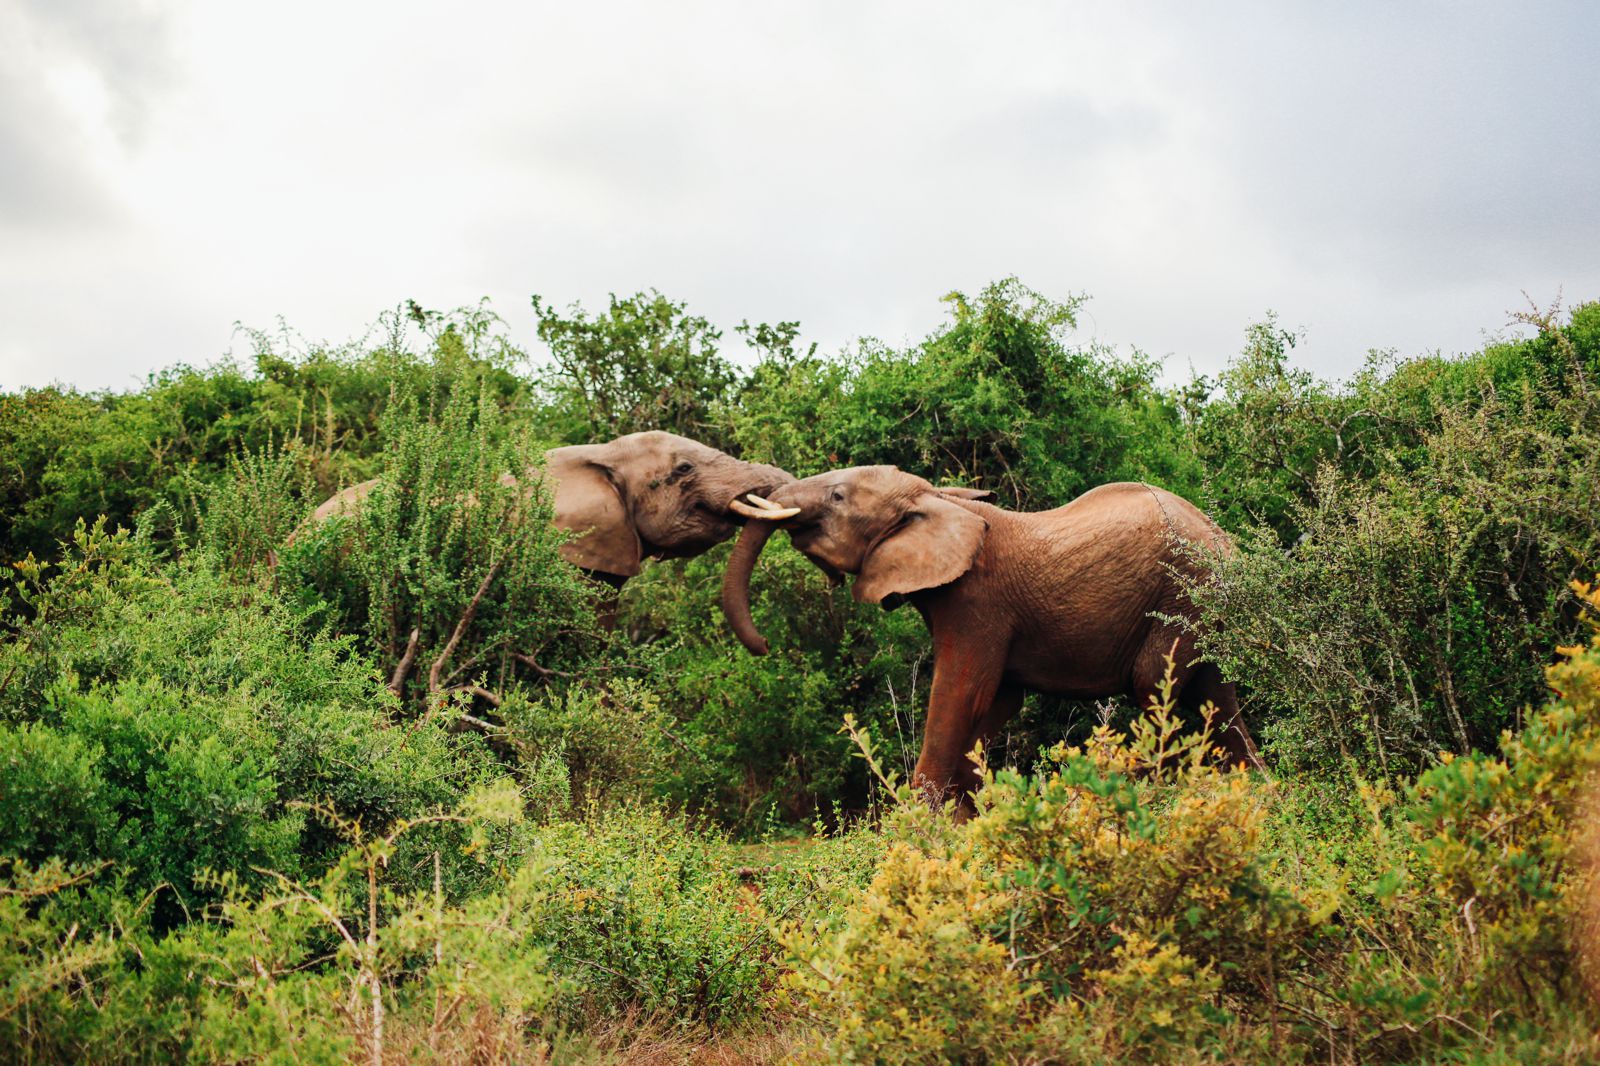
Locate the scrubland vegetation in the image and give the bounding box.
[3,283,1599,1062]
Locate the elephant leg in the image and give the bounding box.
[912,637,1006,811]
[1132,629,1265,773]
[1181,661,1266,772]
[1130,627,1199,717]
[947,685,1025,818]
[969,684,1024,766]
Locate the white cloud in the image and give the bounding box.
[2,0,1596,392]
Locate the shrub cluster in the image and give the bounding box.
[786,584,1600,1063]
[3,283,1600,1061]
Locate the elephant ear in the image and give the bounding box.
[545,445,642,578]
[937,485,997,503]
[854,494,988,605]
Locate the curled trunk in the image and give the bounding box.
[721,519,780,655]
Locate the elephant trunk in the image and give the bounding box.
[721,518,781,656]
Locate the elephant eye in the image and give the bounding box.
[674,461,694,475]
[831,490,844,502]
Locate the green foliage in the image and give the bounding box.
[6,283,1600,1061]
[0,303,527,566]
[193,439,320,577]
[731,278,1193,504]
[275,360,602,712]
[787,678,1332,1064]
[1302,579,1600,1064]
[792,609,1600,1064]
[532,290,739,447]
[619,543,932,827]
[0,784,554,1064]
[1187,315,1370,538]
[497,680,677,814]
[523,808,775,1026]
[1186,304,1600,772]
[0,521,477,924]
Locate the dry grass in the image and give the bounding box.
[559,1011,811,1066]
[379,1007,811,1066]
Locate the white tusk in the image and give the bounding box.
[730,498,801,521]
[745,493,800,515]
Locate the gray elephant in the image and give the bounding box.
[720,466,1264,809]
[298,430,793,586]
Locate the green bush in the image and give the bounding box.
[275,360,604,713]
[0,521,481,923]
[193,439,321,578]
[788,586,1600,1064]
[730,277,1193,502]
[0,783,553,1064]
[0,302,528,566]
[532,289,740,448]
[1185,307,1600,772]
[497,679,677,814]
[1326,578,1600,1061]
[524,807,774,1026]
[618,543,933,827]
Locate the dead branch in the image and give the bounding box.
[388,627,420,696]
[428,562,502,694]
[456,686,502,708]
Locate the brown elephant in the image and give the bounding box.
[720,466,1265,808]
[297,431,793,586]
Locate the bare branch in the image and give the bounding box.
[388,627,420,697]
[457,686,502,708]
[428,562,502,694]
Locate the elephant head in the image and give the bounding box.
[547,431,794,579]
[720,466,996,654]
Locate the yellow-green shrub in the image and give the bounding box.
[787,837,1026,1065]
[1334,579,1600,1059]
[786,683,1333,1064]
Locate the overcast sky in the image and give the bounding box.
[2,0,1597,393]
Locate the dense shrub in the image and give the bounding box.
[5,283,1600,1061]
[790,598,1600,1063]
[785,691,1329,1063]
[0,521,481,923]
[274,361,605,713]
[523,808,776,1026]
[1186,304,1600,772]
[193,439,322,577]
[532,290,740,448]
[618,544,933,826]
[1324,578,1600,1062]
[1185,315,1373,539]
[497,680,677,814]
[0,303,527,566]
[0,783,550,1064]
